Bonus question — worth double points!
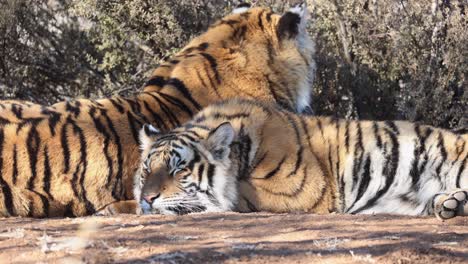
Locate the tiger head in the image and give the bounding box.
[135,122,237,215]
[144,2,316,113]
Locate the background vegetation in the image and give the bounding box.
[0,0,466,129]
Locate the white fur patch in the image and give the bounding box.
[232,7,249,14]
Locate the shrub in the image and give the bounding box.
[0,0,465,129]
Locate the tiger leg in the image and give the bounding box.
[432,189,468,220]
[95,200,139,216]
[0,186,59,217]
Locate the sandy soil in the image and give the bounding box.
[0,213,467,264]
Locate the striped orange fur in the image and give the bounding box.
[136,99,467,219]
[0,4,316,217]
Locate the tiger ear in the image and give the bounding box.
[232,2,251,14]
[205,122,235,160]
[139,124,160,151]
[277,2,309,40]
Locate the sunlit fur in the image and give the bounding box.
[136,123,238,215]
[138,99,467,218]
[0,4,316,217]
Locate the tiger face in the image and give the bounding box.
[135,123,237,215]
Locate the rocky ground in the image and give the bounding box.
[0,213,467,264]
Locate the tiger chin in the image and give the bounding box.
[132,99,467,219]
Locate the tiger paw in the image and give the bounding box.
[94,200,139,216]
[433,190,468,220]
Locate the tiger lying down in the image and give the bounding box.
[0,3,316,217]
[125,99,467,220]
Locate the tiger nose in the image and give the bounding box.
[143,193,160,204]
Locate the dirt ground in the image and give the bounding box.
[0,213,467,264]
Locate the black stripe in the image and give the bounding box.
[149,94,180,127]
[0,129,14,216]
[238,132,252,180]
[142,99,168,131]
[212,112,250,120]
[335,121,344,211]
[41,107,61,136]
[454,137,465,163]
[207,164,215,188]
[317,119,324,136]
[234,25,247,40]
[284,112,301,145]
[195,42,208,51]
[89,108,116,196]
[344,121,350,153]
[172,142,184,149]
[126,112,141,144]
[144,76,166,88]
[287,147,303,178]
[157,92,194,117]
[11,104,23,119]
[101,109,125,199]
[263,156,286,179]
[42,146,53,200]
[197,163,205,183]
[352,128,399,213]
[255,165,308,197]
[266,12,273,22]
[373,122,382,149]
[12,145,18,185]
[170,149,181,159]
[197,66,221,98]
[61,119,71,173]
[124,98,142,116]
[26,124,40,190]
[351,122,364,190]
[69,118,96,214]
[286,113,306,178]
[257,10,265,31]
[0,117,9,125]
[385,121,400,135]
[188,152,201,171]
[410,126,433,190]
[347,155,371,212]
[30,189,49,217]
[200,53,221,84]
[166,78,202,110]
[435,132,447,176]
[109,98,125,114]
[66,101,81,117]
[299,117,313,150]
[456,157,466,188]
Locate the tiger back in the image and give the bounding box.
[136,99,467,219]
[0,3,316,217]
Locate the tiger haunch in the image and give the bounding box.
[0,3,316,217]
[137,99,467,218]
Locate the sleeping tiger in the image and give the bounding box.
[0,3,316,217]
[134,99,467,219]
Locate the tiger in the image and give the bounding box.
[0,3,316,217]
[134,98,467,219]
